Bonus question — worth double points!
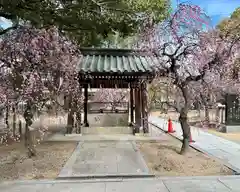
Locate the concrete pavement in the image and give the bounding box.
[1,176,240,191]
[58,141,152,179]
[149,116,240,174]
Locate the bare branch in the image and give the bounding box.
[0,24,19,35]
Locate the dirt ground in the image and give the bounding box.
[0,141,77,181]
[137,135,233,176]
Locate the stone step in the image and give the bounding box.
[82,127,132,135]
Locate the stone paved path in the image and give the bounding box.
[58,141,152,178]
[1,176,240,191]
[149,116,240,173]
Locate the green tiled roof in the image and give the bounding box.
[78,48,160,74]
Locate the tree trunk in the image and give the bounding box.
[25,124,36,157]
[200,93,210,127]
[23,102,36,157]
[66,111,74,134]
[5,104,9,130]
[12,105,16,137]
[178,85,191,155]
[66,96,74,134]
[179,113,190,154]
[76,110,82,134]
[18,120,22,137]
[204,105,210,126]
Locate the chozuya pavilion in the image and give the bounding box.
[76,47,161,134]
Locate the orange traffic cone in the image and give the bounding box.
[189,131,195,143]
[167,118,175,133]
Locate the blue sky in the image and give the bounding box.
[172,0,240,26]
[0,17,12,28]
[0,0,240,28]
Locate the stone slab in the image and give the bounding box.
[163,179,232,192]
[105,179,169,192]
[219,178,240,191]
[2,176,240,192]
[58,140,151,178]
[73,163,118,175]
[46,182,105,192]
[206,149,233,161]
[0,183,53,192]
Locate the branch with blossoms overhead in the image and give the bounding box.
[139,3,240,99]
[0,26,82,105]
[138,3,211,50]
[92,89,129,111]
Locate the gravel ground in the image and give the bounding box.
[0,141,77,181]
[137,135,233,176]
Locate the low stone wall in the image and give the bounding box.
[226,125,240,133]
[87,113,129,127]
[153,109,218,123]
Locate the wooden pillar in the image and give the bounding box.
[130,87,134,126]
[139,85,143,129]
[134,87,141,133]
[84,84,89,127]
[141,82,149,133]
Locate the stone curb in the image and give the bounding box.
[1,175,240,186]
[58,142,83,177]
[131,141,151,174]
[57,174,155,180]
